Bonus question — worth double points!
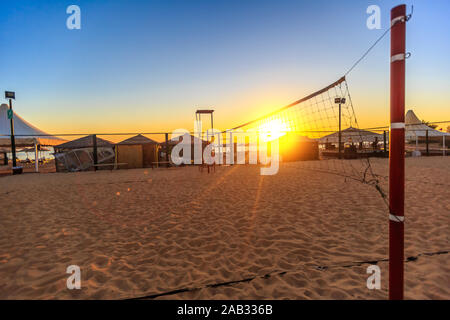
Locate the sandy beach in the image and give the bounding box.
[0,157,448,300]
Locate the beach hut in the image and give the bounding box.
[277,133,319,161]
[53,135,115,172]
[116,134,158,169]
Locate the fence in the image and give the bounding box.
[0,124,449,173]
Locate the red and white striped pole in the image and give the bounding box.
[389,4,407,300]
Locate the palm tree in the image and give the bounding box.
[421,120,438,129]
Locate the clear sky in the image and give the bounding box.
[0,0,449,135]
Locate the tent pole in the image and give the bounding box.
[34,142,39,172]
[114,145,118,170]
[443,136,446,157]
[92,135,98,170]
[165,133,169,167]
[338,103,342,159]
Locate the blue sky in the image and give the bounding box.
[0,0,449,134]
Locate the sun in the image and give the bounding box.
[258,119,289,142]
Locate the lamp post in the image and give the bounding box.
[5,91,21,174]
[335,97,346,159]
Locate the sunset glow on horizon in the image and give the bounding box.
[0,0,449,136]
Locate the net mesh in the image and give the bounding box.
[221,76,387,198]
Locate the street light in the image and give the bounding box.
[5,91,22,174]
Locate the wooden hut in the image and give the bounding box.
[116,134,158,169]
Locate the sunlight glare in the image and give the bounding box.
[258,119,289,142]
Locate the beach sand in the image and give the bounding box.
[0,157,448,299]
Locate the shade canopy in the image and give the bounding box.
[0,103,66,147]
[405,110,449,139]
[19,146,50,152]
[318,127,384,143]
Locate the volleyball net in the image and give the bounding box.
[213,76,386,189]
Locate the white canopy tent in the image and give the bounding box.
[318,127,385,144]
[405,110,449,155]
[0,103,66,171]
[405,110,449,138]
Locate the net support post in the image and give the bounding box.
[92,134,98,171]
[338,103,342,159]
[34,142,39,173]
[443,136,446,157]
[389,4,406,300]
[165,133,169,167]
